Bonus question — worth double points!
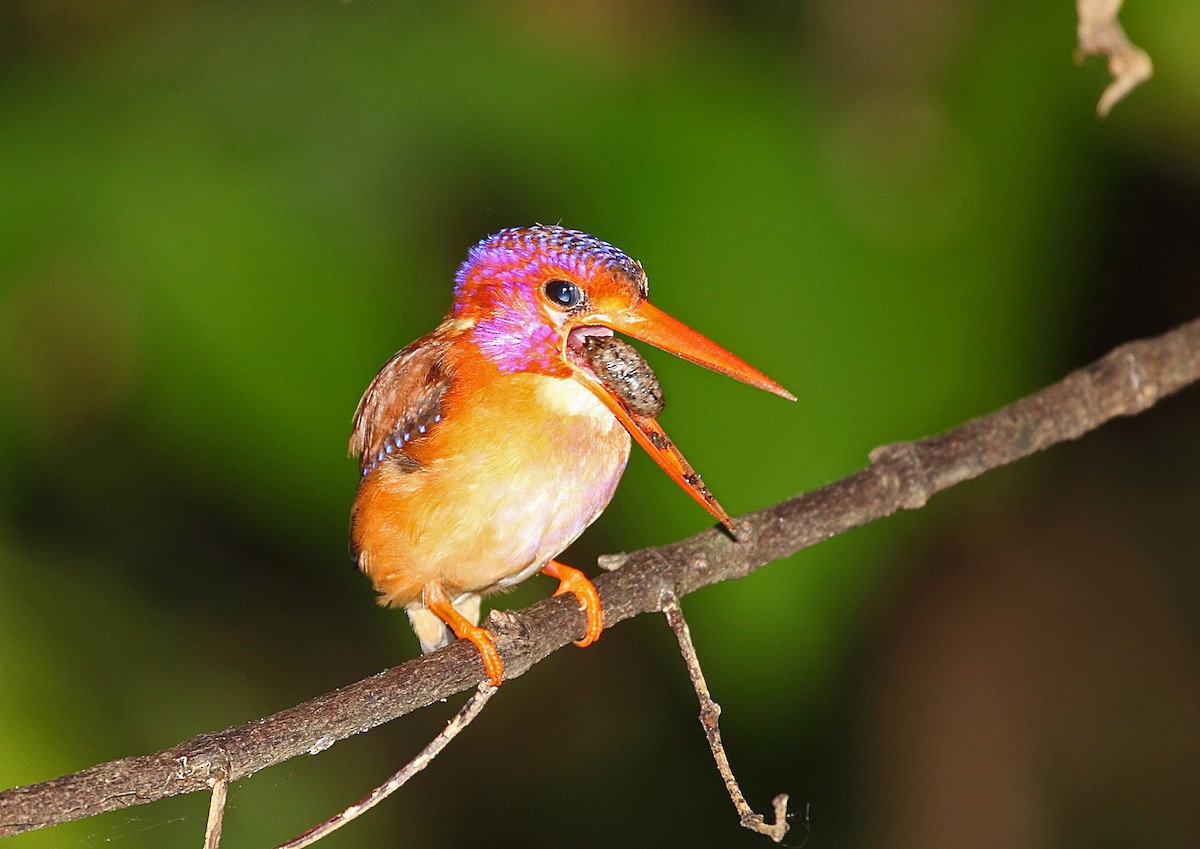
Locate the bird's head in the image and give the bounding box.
[453,225,794,528]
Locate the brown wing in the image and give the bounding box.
[349,328,456,474]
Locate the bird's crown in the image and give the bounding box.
[452,225,648,314]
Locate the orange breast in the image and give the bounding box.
[351,364,631,608]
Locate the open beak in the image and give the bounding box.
[568,300,794,532]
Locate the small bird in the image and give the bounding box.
[349,226,793,685]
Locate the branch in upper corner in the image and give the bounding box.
[661,590,792,844]
[1076,0,1153,116]
[2,316,1199,838]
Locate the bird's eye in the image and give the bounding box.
[544,279,583,309]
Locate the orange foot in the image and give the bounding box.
[423,581,503,686]
[542,560,604,647]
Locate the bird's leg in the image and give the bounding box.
[541,560,604,647]
[422,581,504,686]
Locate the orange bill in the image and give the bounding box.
[598,301,796,401]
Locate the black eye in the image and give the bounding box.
[544,279,583,308]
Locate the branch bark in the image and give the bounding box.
[3,316,1199,839]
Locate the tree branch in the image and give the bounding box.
[3,316,1199,839]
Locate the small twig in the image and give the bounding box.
[202,770,228,849]
[661,590,791,843]
[1076,0,1152,116]
[272,682,497,849]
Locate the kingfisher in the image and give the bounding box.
[349,226,793,686]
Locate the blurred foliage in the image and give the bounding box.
[1,1,1199,848]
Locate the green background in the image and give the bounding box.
[2,2,1198,847]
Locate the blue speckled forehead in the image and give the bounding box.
[453,225,648,304]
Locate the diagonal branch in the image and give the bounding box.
[2,316,1199,839]
[272,682,497,849]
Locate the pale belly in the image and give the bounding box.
[353,374,632,607]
